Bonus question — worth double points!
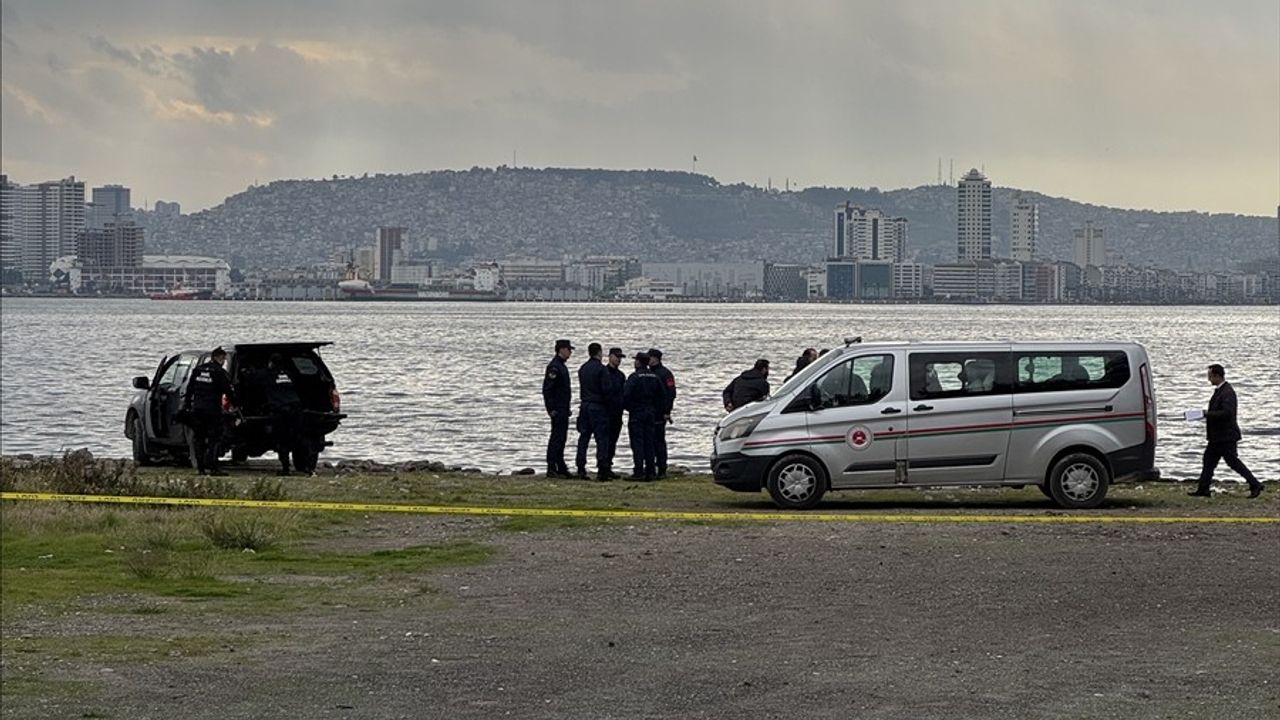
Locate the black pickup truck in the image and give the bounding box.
[125,342,346,472]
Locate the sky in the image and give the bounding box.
[2,0,1277,215]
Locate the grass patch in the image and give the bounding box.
[0,501,498,620]
[2,634,247,663]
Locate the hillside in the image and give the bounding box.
[138,167,1279,271]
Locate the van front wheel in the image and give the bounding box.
[766,454,827,510]
[1048,453,1109,509]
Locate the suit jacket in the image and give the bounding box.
[1205,381,1242,443]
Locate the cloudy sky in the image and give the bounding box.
[2,0,1277,214]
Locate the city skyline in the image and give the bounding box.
[2,1,1277,215]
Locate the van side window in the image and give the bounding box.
[1017,351,1129,393]
[909,353,1009,400]
[812,354,894,409]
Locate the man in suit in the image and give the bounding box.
[1189,364,1264,498]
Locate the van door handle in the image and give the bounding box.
[913,404,934,411]
[880,407,902,415]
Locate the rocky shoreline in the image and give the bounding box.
[1,450,693,478]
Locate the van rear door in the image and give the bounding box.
[904,350,1013,484]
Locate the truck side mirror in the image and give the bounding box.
[133,376,150,390]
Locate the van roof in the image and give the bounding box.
[839,340,1145,350]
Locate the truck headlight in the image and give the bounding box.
[719,413,766,441]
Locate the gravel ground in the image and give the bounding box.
[4,519,1278,720]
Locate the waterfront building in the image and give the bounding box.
[1073,222,1106,269]
[16,177,85,282]
[389,262,433,286]
[957,169,992,261]
[566,256,639,291]
[50,254,230,294]
[892,262,924,298]
[1010,196,1038,262]
[833,203,908,261]
[497,258,565,285]
[992,260,1024,301]
[932,262,979,298]
[373,226,405,282]
[619,276,681,300]
[641,261,764,298]
[763,263,810,300]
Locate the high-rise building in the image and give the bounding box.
[1073,222,1106,269]
[76,221,144,268]
[373,226,405,282]
[833,203,908,261]
[1010,196,1038,262]
[16,177,85,281]
[87,184,132,229]
[154,200,181,217]
[0,175,17,275]
[957,169,992,261]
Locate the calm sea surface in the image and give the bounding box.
[1,299,1276,481]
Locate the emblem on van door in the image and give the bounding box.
[846,425,873,451]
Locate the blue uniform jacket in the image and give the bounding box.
[604,365,626,417]
[623,369,665,423]
[577,358,609,406]
[542,356,571,413]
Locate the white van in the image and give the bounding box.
[711,340,1159,509]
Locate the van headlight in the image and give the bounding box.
[719,413,766,441]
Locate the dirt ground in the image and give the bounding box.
[4,514,1278,720]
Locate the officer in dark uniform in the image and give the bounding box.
[247,353,304,476]
[647,348,677,477]
[624,352,666,481]
[1189,364,1264,498]
[603,347,627,472]
[182,347,236,476]
[542,339,574,478]
[574,343,616,480]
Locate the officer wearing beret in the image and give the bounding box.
[542,339,574,478]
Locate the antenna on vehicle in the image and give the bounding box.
[844,336,862,347]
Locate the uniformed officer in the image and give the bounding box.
[647,348,677,478]
[603,347,627,472]
[574,343,616,480]
[542,339,574,478]
[624,352,666,481]
[248,354,304,476]
[182,347,237,476]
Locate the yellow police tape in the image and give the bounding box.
[1,491,1276,525]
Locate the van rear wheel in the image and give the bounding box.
[1048,453,1110,509]
[766,454,827,510]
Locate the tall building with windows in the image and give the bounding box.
[833,203,908,261]
[17,177,85,281]
[957,169,992,261]
[0,175,17,276]
[87,184,132,229]
[1010,196,1038,262]
[373,226,405,282]
[76,221,144,268]
[1073,222,1106,269]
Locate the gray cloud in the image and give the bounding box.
[1,0,1276,214]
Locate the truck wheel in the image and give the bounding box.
[1048,452,1110,509]
[766,454,827,510]
[131,416,154,466]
